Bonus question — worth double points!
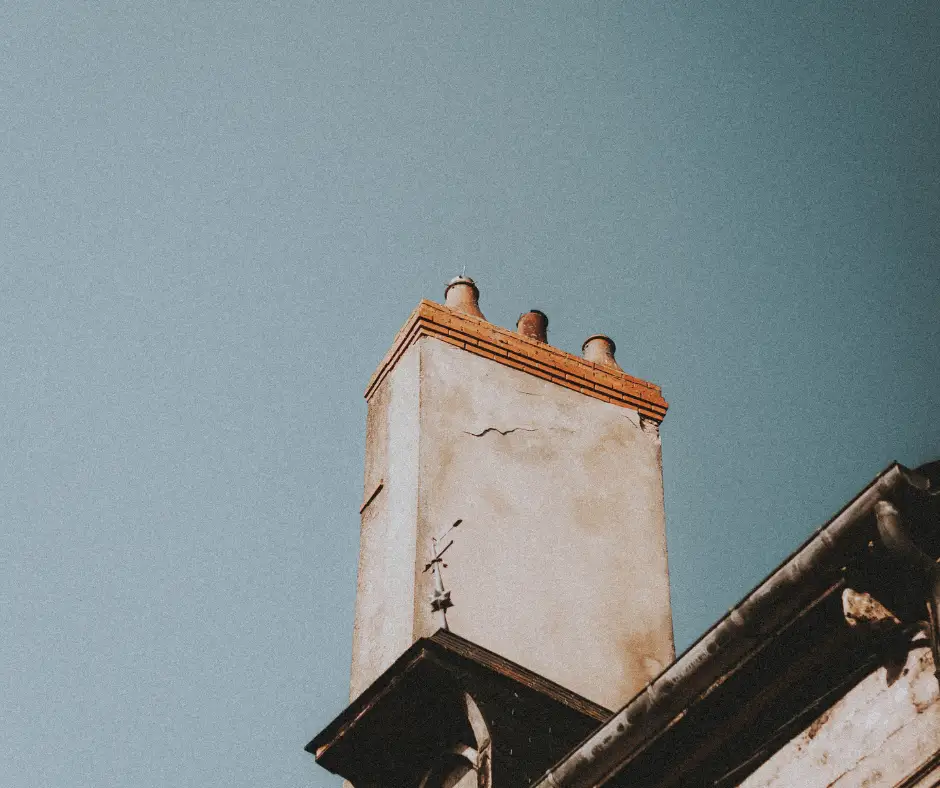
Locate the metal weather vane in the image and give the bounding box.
[423,518,462,631]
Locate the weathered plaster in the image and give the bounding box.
[411,338,674,709]
[740,644,939,788]
[349,343,421,700]
[350,334,674,709]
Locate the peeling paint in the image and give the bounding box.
[740,647,939,788]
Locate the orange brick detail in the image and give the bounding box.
[364,301,668,422]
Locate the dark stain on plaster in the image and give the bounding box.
[806,707,833,740]
[463,427,538,437]
[615,626,674,700]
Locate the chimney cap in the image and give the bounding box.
[516,309,549,343]
[517,309,549,327]
[445,275,479,298]
[443,275,485,319]
[582,334,616,354]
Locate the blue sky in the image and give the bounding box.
[2,2,937,787]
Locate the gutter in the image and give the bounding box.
[533,462,939,788]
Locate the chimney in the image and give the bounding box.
[516,310,549,343]
[444,275,485,319]
[349,278,672,710]
[582,334,623,371]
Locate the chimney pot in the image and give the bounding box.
[516,310,549,343]
[582,335,623,371]
[444,276,485,319]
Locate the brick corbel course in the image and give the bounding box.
[364,300,668,422]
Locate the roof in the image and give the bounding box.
[308,629,611,788]
[532,460,940,788]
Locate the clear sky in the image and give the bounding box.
[2,2,937,787]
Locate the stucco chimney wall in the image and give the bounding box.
[350,278,673,710]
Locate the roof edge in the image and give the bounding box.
[308,629,611,762]
[532,461,939,788]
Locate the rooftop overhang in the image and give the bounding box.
[308,630,610,787]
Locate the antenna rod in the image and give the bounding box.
[430,538,451,630]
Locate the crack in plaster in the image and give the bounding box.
[463,427,538,437]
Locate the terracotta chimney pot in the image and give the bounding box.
[444,276,485,319]
[516,310,549,343]
[582,335,623,371]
